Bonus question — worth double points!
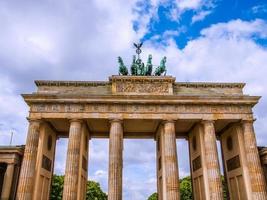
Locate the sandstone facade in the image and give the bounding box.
[10,75,267,199]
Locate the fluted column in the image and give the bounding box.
[162,120,180,200]
[1,163,15,200]
[202,120,223,200]
[63,119,83,200]
[108,119,123,200]
[17,119,41,200]
[242,120,267,199]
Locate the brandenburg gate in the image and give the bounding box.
[15,48,267,200]
[15,75,267,200]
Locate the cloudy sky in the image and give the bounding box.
[0,0,267,199]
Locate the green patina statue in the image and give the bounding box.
[118,56,128,75]
[117,43,167,76]
[145,54,153,76]
[136,58,145,75]
[131,55,138,75]
[154,56,167,76]
[130,55,148,76]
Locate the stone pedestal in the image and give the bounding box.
[159,121,180,200]
[1,163,15,200]
[242,120,267,199]
[108,119,123,200]
[63,119,83,200]
[202,120,223,200]
[17,119,41,200]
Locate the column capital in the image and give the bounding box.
[241,119,256,124]
[27,117,42,124]
[161,119,176,124]
[201,119,215,125]
[6,162,15,166]
[109,118,123,124]
[69,118,84,123]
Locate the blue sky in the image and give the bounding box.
[0,0,267,199]
[141,0,267,48]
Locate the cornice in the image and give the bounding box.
[35,79,245,89]
[0,145,25,155]
[21,93,260,106]
[109,75,176,83]
[35,80,110,87]
[174,82,245,89]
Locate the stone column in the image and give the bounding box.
[108,119,123,200]
[17,119,41,200]
[161,120,180,200]
[1,163,15,200]
[63,119,83,200]
[202,120,223,200]
[242,120,267,199]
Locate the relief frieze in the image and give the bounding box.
[31,103,252,114]
[115,82,170,94]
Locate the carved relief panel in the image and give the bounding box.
[110,75,175,95]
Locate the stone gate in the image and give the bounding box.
[16,75,267,200]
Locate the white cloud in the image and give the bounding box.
[201,19,267,39]
[0,76,28,145]
[95,170,107,177]
[192,10,212,23]
[252,4,267,14]
[170,0,215,21]
[149,30,184,45]
[132,0,168,37]
[176,0,203,10]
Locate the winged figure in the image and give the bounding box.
[134,42,143,49]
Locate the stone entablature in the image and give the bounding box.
[35,80,112,95]
[23,76,258,121]
[173,82,245,96]
[0,145,24,200]
[29,104,253,114]
[0,146,24,164]
[34,76,245,96]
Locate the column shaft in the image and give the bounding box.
[17,120,41,200]
[202,120,223,200]
[1,163,15,200]
[162,121,180,200]
[63,120,83,200]
[243,120,267,199]
[108,119,123,200]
